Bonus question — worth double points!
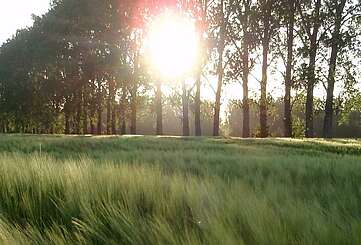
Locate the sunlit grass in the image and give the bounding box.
[0,135,360,244]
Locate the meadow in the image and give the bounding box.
[0,135,360,244]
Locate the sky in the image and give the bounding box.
[0,0,50,45]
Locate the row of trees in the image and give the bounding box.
[0,0,360,137]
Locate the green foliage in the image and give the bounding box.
[0,136,360,243]
[0,0,360,137]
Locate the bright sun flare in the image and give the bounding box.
[147,12,199,79]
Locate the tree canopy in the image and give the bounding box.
[0,0,360,137]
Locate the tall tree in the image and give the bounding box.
[213,0,225,136]
[258,0,278,138]
[194,0,210,136]
[323,0,348,138]
[284,0,296,137]
[213,0,229,136]
[240,0,253,138]
[227,0,257,138]
[298,0,323,137]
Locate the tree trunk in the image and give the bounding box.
[213,69,223,136]
[97,107,102,135]
[213,0,225,137]
[83,93,88,135]
[213,48,224,136]
[64,99,70,135]
[82,78,89,135]
[0,120,4,133]
[194,71,202,136]
[130,52,139,135]
[106,90,111,135]
[305,48,317,138]
[107,78,116,135]
[260,4,271,138]
[305,0,322,138]
[4,121,8,134]
[242,5,250,138]
[130,84,137,135]
[83,109,88,135]
[112,103,116,135]
[2,120,6,133]
[110,78,116,135]
[194,0,208,137]
[89,102,95,134]
[182,80,190,136]
[97,80,102,135]
[65,113,70,134]
[90,117,95,134]
[119,84,127,135]
[75,88,82,135]
[284,0,295,137]
[323,0,346,138]
[155,81,163,135]
[213,66,223,136]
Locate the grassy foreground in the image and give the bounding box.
[0,135,360,244]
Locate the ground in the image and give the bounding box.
[0,135,360,244]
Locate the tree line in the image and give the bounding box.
[0,0,360,138]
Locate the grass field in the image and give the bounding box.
[0,135,360,244]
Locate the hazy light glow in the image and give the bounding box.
[147,12,199,79]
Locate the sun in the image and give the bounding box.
[147,12,199,79]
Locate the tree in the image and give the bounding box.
[228,0,257,138]
[323,0,359,138]
[194,0,210,136]
[1,0,361,138]
[297,0,323,138]
[212,0,228,136]
[258,0,279,138]
[284,0,296,137]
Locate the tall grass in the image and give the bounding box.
[0,135,360,244]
